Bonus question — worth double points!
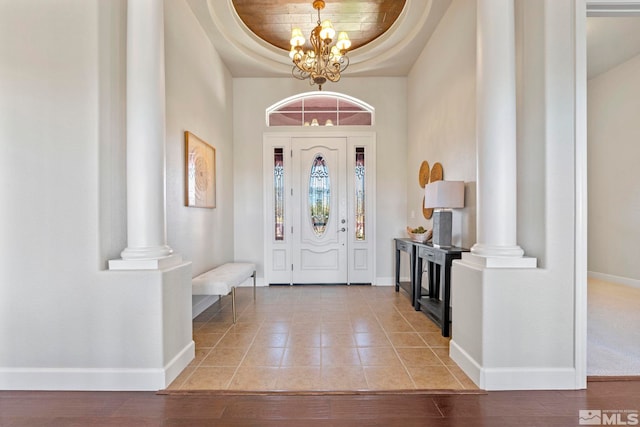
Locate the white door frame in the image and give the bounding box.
[575,0,640,388]
[262,130,376,285]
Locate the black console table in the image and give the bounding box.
[394,238,469,337]
[394,238,416,306]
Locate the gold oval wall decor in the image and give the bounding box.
[422,196,433,220]
[423,162,444,219]
[430,162,443,183]
[418,161,430,188]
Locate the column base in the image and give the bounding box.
[462,252,537,269]
[450,258,579,390]
[471,243,524,258]
[120,245,174,260]
[109,254,183,270]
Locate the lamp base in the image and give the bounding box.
[433,210,452,248]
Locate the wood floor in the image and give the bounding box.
[1,380,640,426]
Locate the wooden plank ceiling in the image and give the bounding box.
[231,0,406,51]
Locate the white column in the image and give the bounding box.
[110,0,176,269]
[472,0,527,262]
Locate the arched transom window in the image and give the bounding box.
[266,91,374,127]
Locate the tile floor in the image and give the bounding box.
[167,285,479,392]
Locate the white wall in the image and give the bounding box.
[232,77,407,284]
[0,0,231,390]
[588,53,640,283]
[164,0,235,313]
[407,0,476,249]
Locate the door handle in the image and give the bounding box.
[340,227,346,232]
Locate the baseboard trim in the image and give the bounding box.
[480,367,578,390]
[374,277,395,286]
[588,375,640,382]
[0,341,195,391]
[192,295,219,319]
[449,339,482,387]
[164,340,195,388]
[450,340,579,390]
[588,271,640,290]
[0,367,165,391]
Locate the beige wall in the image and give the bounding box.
[588,53,640,283]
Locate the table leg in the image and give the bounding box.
[414,256,423,310]
[442,261,452,337]
[394,246,400,292]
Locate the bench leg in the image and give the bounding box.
[231,287,237,324]
[252,271,256,301]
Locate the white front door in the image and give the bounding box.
[263,132,376,286]
[291,137,347,284]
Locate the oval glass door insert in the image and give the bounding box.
[309,154,331,236]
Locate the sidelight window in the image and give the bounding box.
[274,148,285,241]
[355,147,365,240]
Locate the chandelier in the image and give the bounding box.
[289,0,351,90]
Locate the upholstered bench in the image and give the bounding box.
[192,262,256,323]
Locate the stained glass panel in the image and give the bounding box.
[274,148,285,241]
[309,155,330,236]
[355,147,365,240]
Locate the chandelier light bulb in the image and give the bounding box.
[336,32,351,51]
[319,20,335,41]
[290,28,305,47]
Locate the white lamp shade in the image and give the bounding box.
[336,32,351,51]
[424,181,465,209]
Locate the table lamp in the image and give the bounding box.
[424,180,465,247]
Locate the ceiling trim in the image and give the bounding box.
[187,0,450,78]
[587,1,640,16]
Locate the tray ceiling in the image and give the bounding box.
[231,0,406,52]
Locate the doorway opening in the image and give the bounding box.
[584,8,640,376]
[264,92,376,286]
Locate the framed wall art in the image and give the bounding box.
[184,131,216,208]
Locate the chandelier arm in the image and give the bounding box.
[339,55,349,73]
[292,66,309,80]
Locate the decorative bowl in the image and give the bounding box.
[406,226,432,243]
